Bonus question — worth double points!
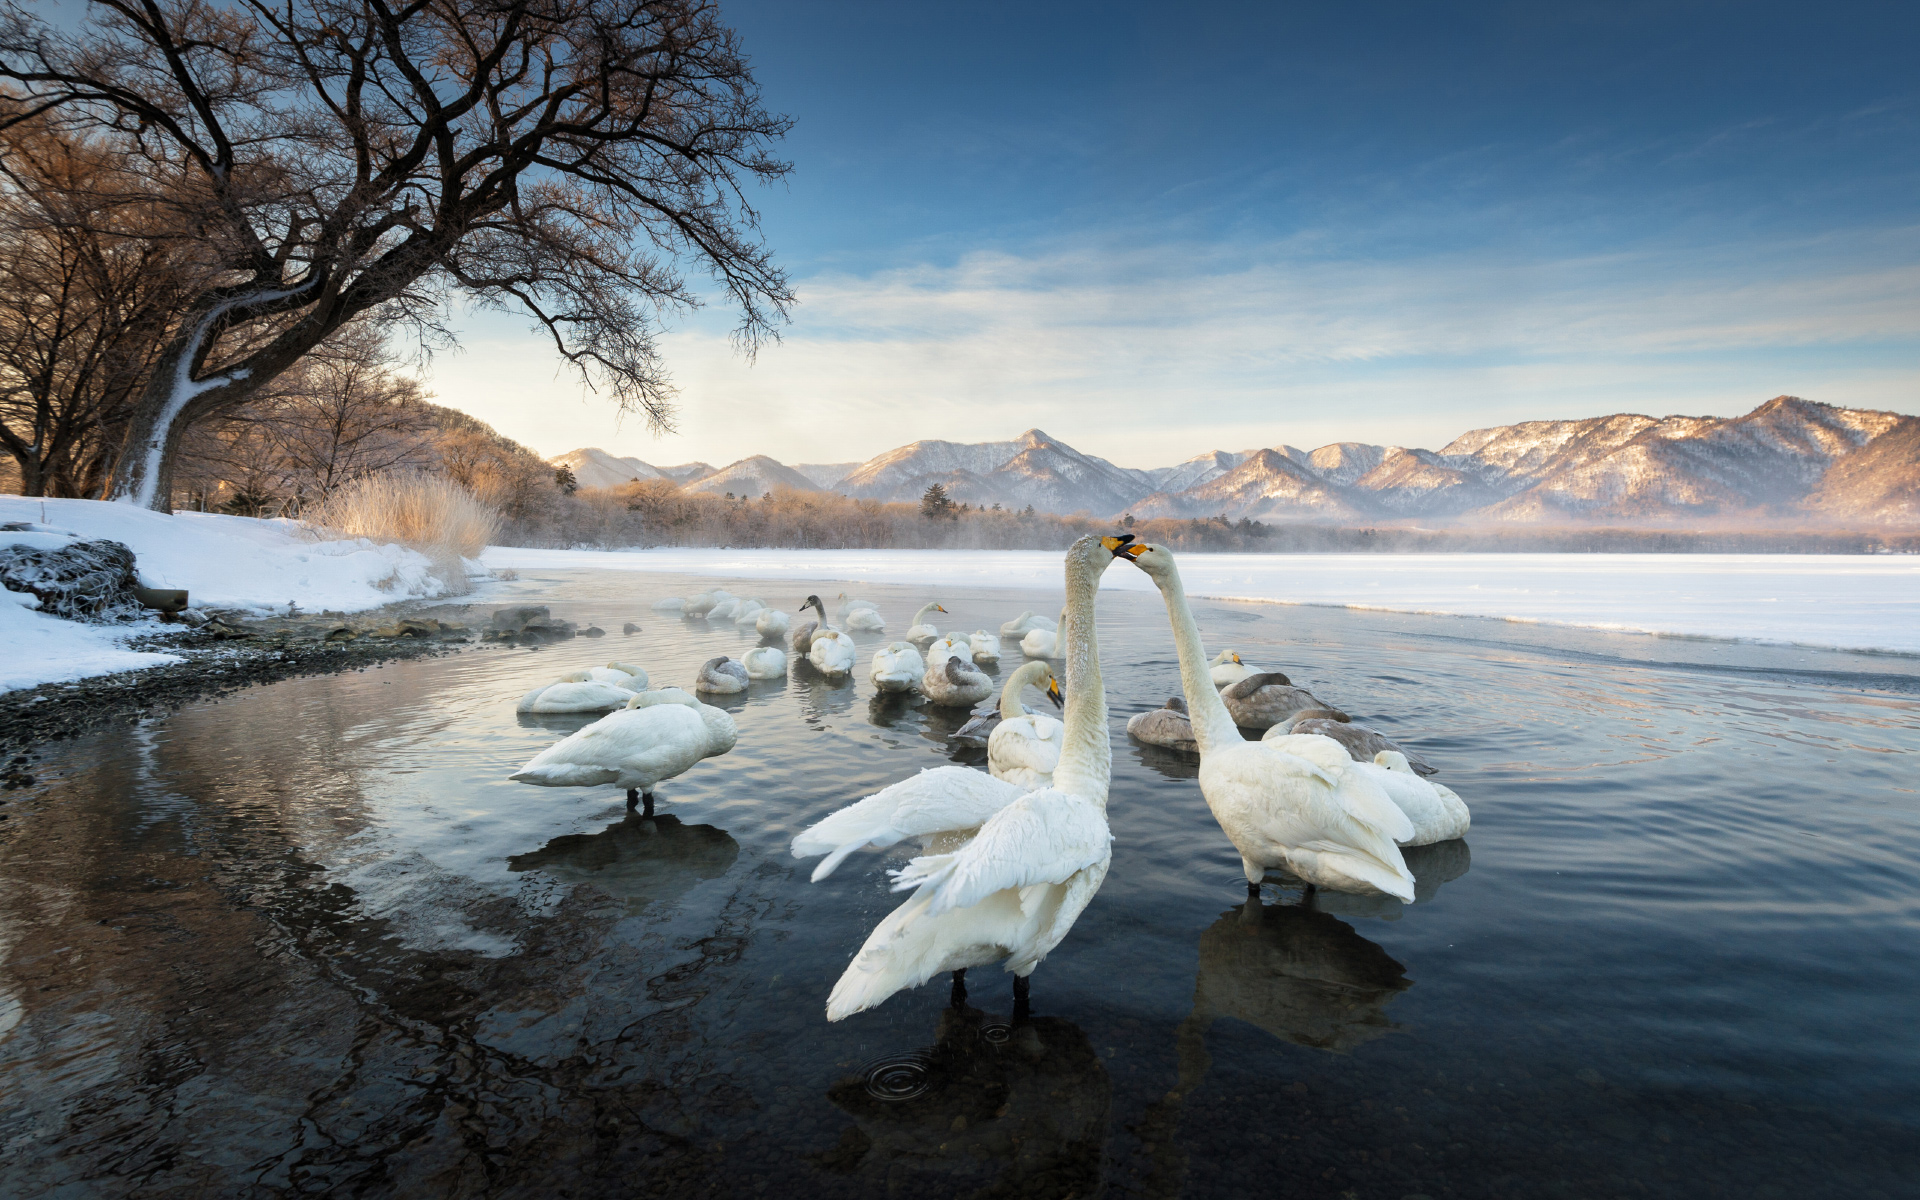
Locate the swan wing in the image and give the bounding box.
[791,766,1023,862]
[889,791,1112,917]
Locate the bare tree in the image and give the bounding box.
[0,0,792,510]
[0,114,201,496]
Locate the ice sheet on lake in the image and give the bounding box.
[480,546,1920,656]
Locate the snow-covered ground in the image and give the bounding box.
[483,546,1920,656]
[2,497,461,692]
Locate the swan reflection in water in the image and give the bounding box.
[811,1000,1112,1197]
[507,813,738,915]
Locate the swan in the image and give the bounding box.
[606,660,648,683]
[695,655,750,693]
[1321,746,1469,845]
[837,594,879,620]
[870,641,926,693]
[681,590,722,616]
[924,654,993,708]
[987,661,1066,789]
[1115,541,1415,901]
[706,597,740,621]
[790,595,830,655]
[967,630,1001,663]
[809,629,858,677]
[845,606,887,633]
[755,606,792,640]
[904,602,948,645]
[515,672,637,714]
[924,633,970,669]
[806,533,1124,1019]
[583,665,646,689]
[741,646,788,679]
[511,687,738,816]
[1221,671,1347,731]
[1209,650,1256,688]
[999,610,1056,638]
[732,598,766,627]
[651,597,686,613]
[1020,608,1068,658]
[1273,710,1438,776]
[1127,696,1197,753]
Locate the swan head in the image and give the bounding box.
[558,670,592,682]
[1210,649,1242,666]
[1164,695,1187,713]
[803,594,827,619]
[1104,536,1177,577]
[1374,750,1414,773]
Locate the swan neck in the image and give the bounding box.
[1053,555,1111,802]
[1154,562,1241,752]
[912,601,940,625]
[1001,660,1047,720]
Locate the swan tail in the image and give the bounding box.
[887,851,959,897]
[825,891,940,1021]
[509,765,620,787]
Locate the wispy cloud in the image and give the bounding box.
[423,226,1920,468]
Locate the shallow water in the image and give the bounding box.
[2,569,1917,1199]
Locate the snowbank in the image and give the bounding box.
[1,497,464,693]
[481,546,1920,656]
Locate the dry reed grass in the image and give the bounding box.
[307,472,500,591]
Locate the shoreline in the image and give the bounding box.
[0,603,497,770]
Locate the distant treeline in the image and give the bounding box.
[492,483,1920,554]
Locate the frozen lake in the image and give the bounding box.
[484,547,1920,655]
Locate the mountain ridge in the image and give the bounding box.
[552,396,1920,526]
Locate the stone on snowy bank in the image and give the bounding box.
[0,539,145,621]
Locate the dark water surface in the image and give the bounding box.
[2,569,1917,1199]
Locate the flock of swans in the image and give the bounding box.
[503,534,1469,1024]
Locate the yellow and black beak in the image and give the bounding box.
[1232,653,1242,665]
[934,604,947,613]
[1101,534,1144,559]
[1045,678,1064,709]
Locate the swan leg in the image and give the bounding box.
[1012,973,1031,1022]
[626,788,655,817]
[1246,880,1261,899]
[949,969,967,1008]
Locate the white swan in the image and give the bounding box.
[606,661,648,686]
[967,630,1001,663]
[870,641,926,693]
[999,610,1056,638]
[987,660,1065,789]
[904,602,948,645]
[809,629,858,677]
[510,687,738,816]
[924,654,993,708]
[741,646,788,679]
[651,597,686,613]
[706,597,740,621]
[514,672,637,714]
[732,598,766,627]
[1020,608,1068,658]
[1209,650,1255,688]
[845,606,887,633]
[1316,746,1469,845]
[924,633,969,669]
[1116,541,1415,901]
[755,606,792,640]
[837,594,879,620]
[695,655,749,693]
[681,589,723,616]
[583,665,646,689]
[807,534,1123,1020]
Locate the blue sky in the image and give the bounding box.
[433,0,1920,470]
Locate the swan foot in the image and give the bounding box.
[949,969,967,1008]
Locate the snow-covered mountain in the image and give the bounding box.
[547,397,1919,525]
[682,456,823,498]
[551,447,670,490]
